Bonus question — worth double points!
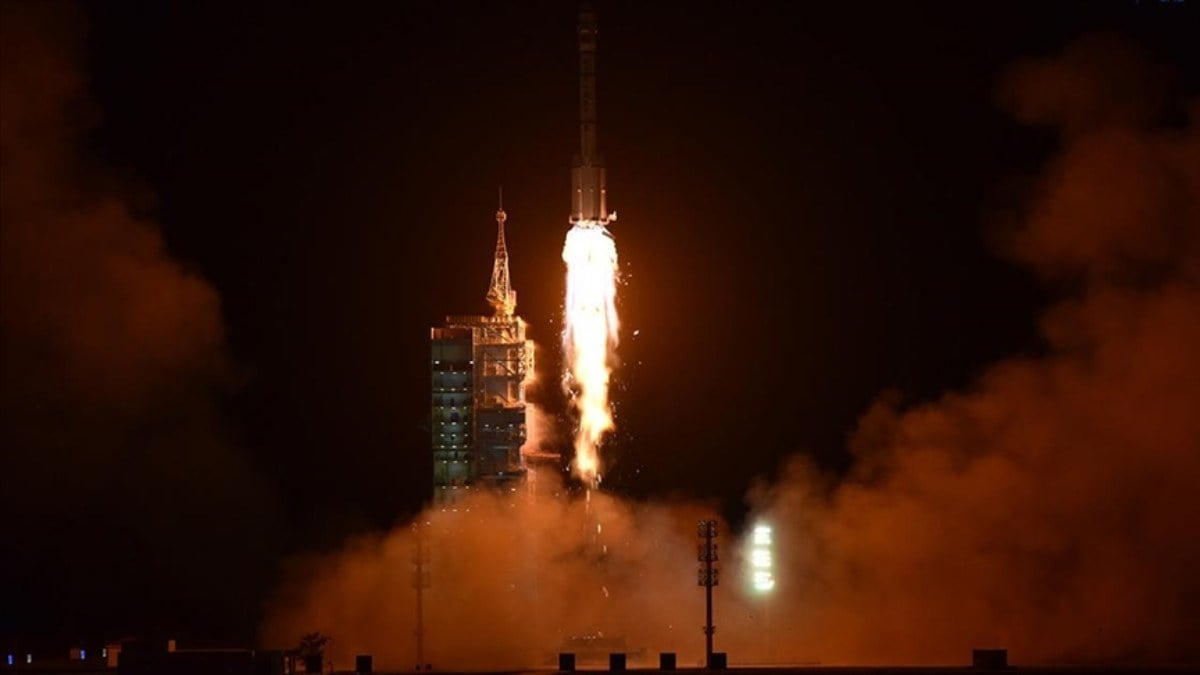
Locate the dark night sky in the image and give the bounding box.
[4,0,1198,644]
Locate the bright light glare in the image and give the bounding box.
[753,571,775,592]
[749,523,775,593]
[562,223,619,484]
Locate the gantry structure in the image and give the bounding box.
[430,194,534,502]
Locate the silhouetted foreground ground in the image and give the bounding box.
[364,667,1200,675]
[11,662,1200,667]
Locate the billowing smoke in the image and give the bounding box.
[0,2,276,637]
[518,342,564,461]
[747,35,1200,664]
[519,403,560,458]
[263,473,725,669]
[263,36,1198,667]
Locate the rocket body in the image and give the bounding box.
[571,4,610,225]
[571,165,607,225]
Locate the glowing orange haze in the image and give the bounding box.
[263,474,733,670]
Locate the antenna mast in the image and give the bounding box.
[486,188,517,316]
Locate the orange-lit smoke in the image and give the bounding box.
[1,1,276,633]
[262,472,726,671]
[561,224,620,483]
[744,35,1200,664]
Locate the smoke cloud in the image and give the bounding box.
[519,343,565,461]
[748,35,1200,664]
[1,2,276,637]
[263,36,1198,667]
[264,473,726,669]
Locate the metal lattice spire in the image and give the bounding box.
[487,187,517,316]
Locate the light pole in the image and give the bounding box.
[412,523,431,670]
[697,520,719,668]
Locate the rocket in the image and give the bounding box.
[570,2,613,227]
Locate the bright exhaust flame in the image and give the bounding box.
[562,223,619,485]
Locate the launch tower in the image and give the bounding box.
[430,195,534,503]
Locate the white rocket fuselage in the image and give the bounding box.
[571,5,609,226]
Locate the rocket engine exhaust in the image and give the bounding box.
[562,2,618,485]
[562,225,618,485]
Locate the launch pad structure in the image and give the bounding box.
[430,198,534,503]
